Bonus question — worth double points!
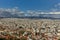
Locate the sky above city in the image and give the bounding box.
[0,0,60,18]
[0,0,60,11]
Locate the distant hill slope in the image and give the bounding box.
[0,13,60,19]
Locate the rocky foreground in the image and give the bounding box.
[0,18,60,40]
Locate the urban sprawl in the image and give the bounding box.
[0,18,60,40]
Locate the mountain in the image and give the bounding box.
[0,8,60,19]
[0,12,60,19]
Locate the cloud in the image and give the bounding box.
[56,3,60,6]
[0,7,60,18]
[54,3,60,7]
[51,3,60,12]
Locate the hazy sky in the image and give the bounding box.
[0,0,60,11]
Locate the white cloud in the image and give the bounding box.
[0,7,60,18]
[54,3,60,8]
[49,2,60,13]
[57,3,60,6]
